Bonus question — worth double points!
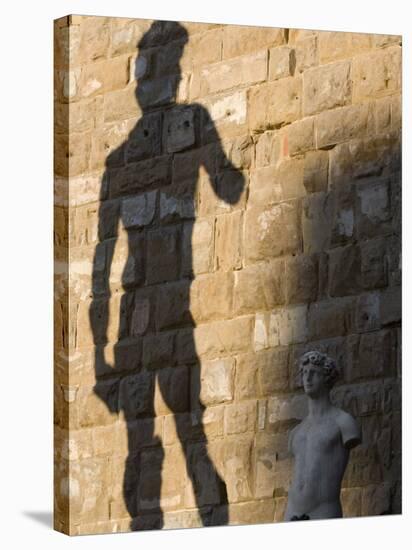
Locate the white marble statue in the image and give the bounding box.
[284,351,361,521]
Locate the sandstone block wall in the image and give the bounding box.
[54,15,402,535]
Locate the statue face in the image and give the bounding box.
[302,365,327,398]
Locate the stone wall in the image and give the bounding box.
[54,15,402,535]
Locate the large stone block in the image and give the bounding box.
[77,380,119,428]
[223,436,254,502]
[285,253,318,304]
[108,155,172,198]
[234,354,259,401]
[224,401,258,435]
[154,366,190,415]
[268,46,294,80]
[303,60,351,116]
[216,135,254,171]
[222,25,286,58]
[293,35,318,73]
[54,132,91,177]
[244,201,301,263]
[318,31,372,63]
[124,112,162,163]
[182,219,214,276]
[103,86,141,123]
[155,280,191,331]
[110,18,151,56]
[328,244,362,297]
[268,305,308,346]
[159,180,195,223]
[142,331,175,370]
[308,298,352,340]
[303,150,329,193]
[77,56,129,99]
[193,316,254,360]
[146,226,181,284]
[356,179,392,239]
[233,260,285,314]
[202,90,248,141]
[78,17,110,63]
[197,357,235,406]
[352,46,402,102]
[254,432,289,498]
[256,347,290,395]
[214,210,243,271]
[248,158,305,206]
[287,117,315,156]
[360,238,388,290]
[120,191,157,229]
[316,103,374,149]
[301,192,332,253]
[249,77,302,131]
[185,442,223,507]
[329,136,401,187]
[163,106,196,153]
[190,272,234,323]
[213,499,275,525]
[255,130,282,168]
[200,50,267,96]
[119,372,154,420]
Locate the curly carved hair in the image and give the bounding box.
[298,351,341,388]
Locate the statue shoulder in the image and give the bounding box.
[335,408,362,449]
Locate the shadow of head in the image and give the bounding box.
[134,21,189,111]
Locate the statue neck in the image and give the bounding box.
[307,392,332,419]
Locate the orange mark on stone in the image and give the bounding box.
[282,134,289,157]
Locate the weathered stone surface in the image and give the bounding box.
[224,400,257,434]
[155,281,191,330]
[356,179,392,238]
[198,357,235,406]
[268,46,293,80]
[352,46,402,102]
[244,202,301,263]
[193,316,254,360]
[255,130,282,167]
[303,60,351,116]
[223,436,254,502]
[78,56,129,99]
[163,106,196,153]
[200,50,267,95]
[146,226,181,284]
[202,90,248,140]
[248,158,305,206]
[254,432,289,498]
[119,372,154,420]
[233,259,285,314]
[316,103,374,148]
[108,155,172,197]
[293,35,318,73]
[302,192,332,253]
[121,191,157,229]
[154,366,190,414]
[303,150,329,193]
[285,253,318,304]
[308,298,351,340]
[125,112,162,163]
[249,77,302,131]
[328,244,362,297]
[214,210,243,271]
[142,332,175,370]
[190,272,233,323]
[222,25,285,58]
[217,135,253,170]
[318,31,371,63]
[103,86,141,123]
[182,219,214,276]
[329,136,401,187]
[287,117,315,155]
[269,305,308,346]
[159,180,195,223]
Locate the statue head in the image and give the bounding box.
[298,351,340,398]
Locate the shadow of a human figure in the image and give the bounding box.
[89,20,245,531]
